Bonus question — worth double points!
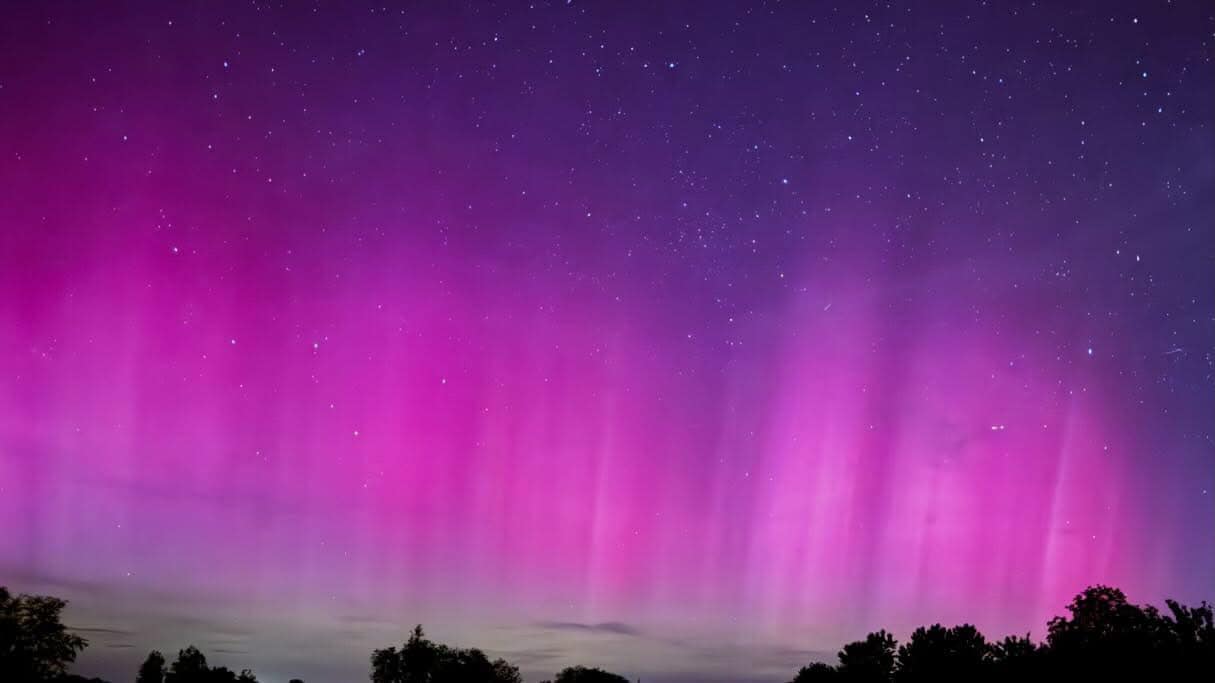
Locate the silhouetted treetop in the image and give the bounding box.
[1044,584,1214,678]
[894,624,986,682]
[136,650,166,683]
[2,583,1212,683]
[0,585,88,682]
[986,634,1045,682]
[371,625,521,683]
[788,585,1213,682]
[789,661,839,682]
[550,665,630,683]
[164,645,258,683]
[837,629,896,682]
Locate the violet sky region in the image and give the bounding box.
[0,2,1212,683]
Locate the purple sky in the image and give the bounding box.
[1,2,1212,682]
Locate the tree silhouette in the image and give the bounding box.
[549,665,630,683]
[0,585,88,681]
[1162,598,1215,672]
[4,582,1214,683]
[164,645,258,683]
[893,624,987,682]
[787,585,1213,682]
[1046,584,1169,679]
[789,661,840,682]
[837,630,896,682]
[491,658,524,683]
[166,646,208,682]
[137,650,166,683]
[370,625,520,683]
[987,634,1044,682]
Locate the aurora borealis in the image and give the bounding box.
[1,1,1212,682]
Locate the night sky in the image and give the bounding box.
[1,2,1212,682]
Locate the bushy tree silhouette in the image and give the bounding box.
[4,583,1214,683]
[894,624,986,682]
[1162,598,1215,669]
[837,630,896,682]
[136,650,166,683]
[789,661,839,682]
[549,665,630,683]
[371,625,521,683]
[164,645,258,683]
[788,585,1214,682]
[1045,584,1214,679]
[165,646,208,682]
[0,586,88,681]
[987,634,1044,682]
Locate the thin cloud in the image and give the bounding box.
[72,626,135,636]
[533,621,642,637]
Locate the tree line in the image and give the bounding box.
[788,585,1213,682]
[2,584,1211,682]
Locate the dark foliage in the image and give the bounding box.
[894,624,987,682]
[837,629,896,682]
[1,584,1211,683]
[160,645,257,683]
[0,586,88,681]
[370,625,522,683]
[790,661,840,682]
[987,634,1045,682]
[548,665,630,683]
[789,586,1214,683]
[136,650,166,683]
[1044,584,1215,680]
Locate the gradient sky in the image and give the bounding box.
[1,2,1212,682]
